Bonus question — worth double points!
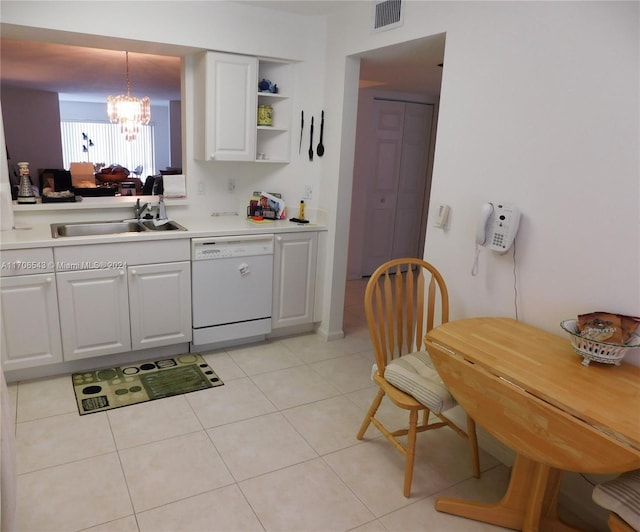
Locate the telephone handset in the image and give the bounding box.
[476,202,521,254]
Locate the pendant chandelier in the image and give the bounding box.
[107,51,150,141]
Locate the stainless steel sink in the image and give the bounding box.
[51,220,187,238]
[139,220,188,231]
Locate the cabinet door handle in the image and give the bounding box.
[46,277,53,283]
[276,236,282,242]
[122,270,128,276]
[210,154,216,160]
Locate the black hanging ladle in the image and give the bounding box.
[308,116,314,161]
[316,110,325,157]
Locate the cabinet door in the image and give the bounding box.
[57,268,130,361]
[195,51,257,161]
[128,262,191,350]
[1,274,63,370]
[272,233,318,329]
[362,100,433,276]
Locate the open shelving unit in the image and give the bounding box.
[256,59,292,163]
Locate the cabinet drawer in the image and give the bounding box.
[1,248,54,277]
[54,239,190,269]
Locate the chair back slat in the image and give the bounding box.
[426,275,436,339]
[404,265,415,354]
[383,271,395,358]
[415,269,425,352]
[390,266,401,356]
[365,284,387,365]
[365,258,449,373]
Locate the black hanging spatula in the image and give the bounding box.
[308,116,314,161]
[316,110,325,157]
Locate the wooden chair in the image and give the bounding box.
[593,470,640,532]
[356,258,480,497]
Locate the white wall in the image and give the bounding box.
[321,0,640,362]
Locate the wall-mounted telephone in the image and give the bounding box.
[476,202,521,254]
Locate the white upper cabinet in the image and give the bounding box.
[195,51,258,162]
[194,51,292,163]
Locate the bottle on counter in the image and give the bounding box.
[299,200,305,220]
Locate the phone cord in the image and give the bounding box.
[471,243,481,276]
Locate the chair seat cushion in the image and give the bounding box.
[384,351,456,413]
[592,469,640,531]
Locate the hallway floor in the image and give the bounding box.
[7,280,590,531]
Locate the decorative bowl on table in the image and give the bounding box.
[560,319,640,366]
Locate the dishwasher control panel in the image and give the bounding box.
[192,235,274,260]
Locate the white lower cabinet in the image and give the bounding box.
[57,267,131,361]
[128,262,191,350]
[56,261,192,361]
[272,232,318,329]
[54,239,192,363]
[1,273,63,370]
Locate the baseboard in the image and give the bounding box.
[4,343,189,383]
[267,323,315,339]
[315,324,345,341]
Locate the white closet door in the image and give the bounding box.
[392,102,433,260]
[362,100,433,276]
[362,100,404,276]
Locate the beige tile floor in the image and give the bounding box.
[8,280,586,531]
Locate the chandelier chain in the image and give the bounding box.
[107,50,151,141]
[126,51,131,96]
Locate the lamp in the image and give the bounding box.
[107,51,150,141]
[82,133,94,161]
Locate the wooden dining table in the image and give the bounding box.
[424,317,640,532]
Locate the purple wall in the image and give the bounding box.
[169,99,182,169]
[1,85,64,187]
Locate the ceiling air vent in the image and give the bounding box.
[372,0,403,32]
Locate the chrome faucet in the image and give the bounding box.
[157,195,167,221]
[134,198,150,220]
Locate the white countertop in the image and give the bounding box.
[0,215,327,251]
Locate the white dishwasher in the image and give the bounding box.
[191,234,274,349]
